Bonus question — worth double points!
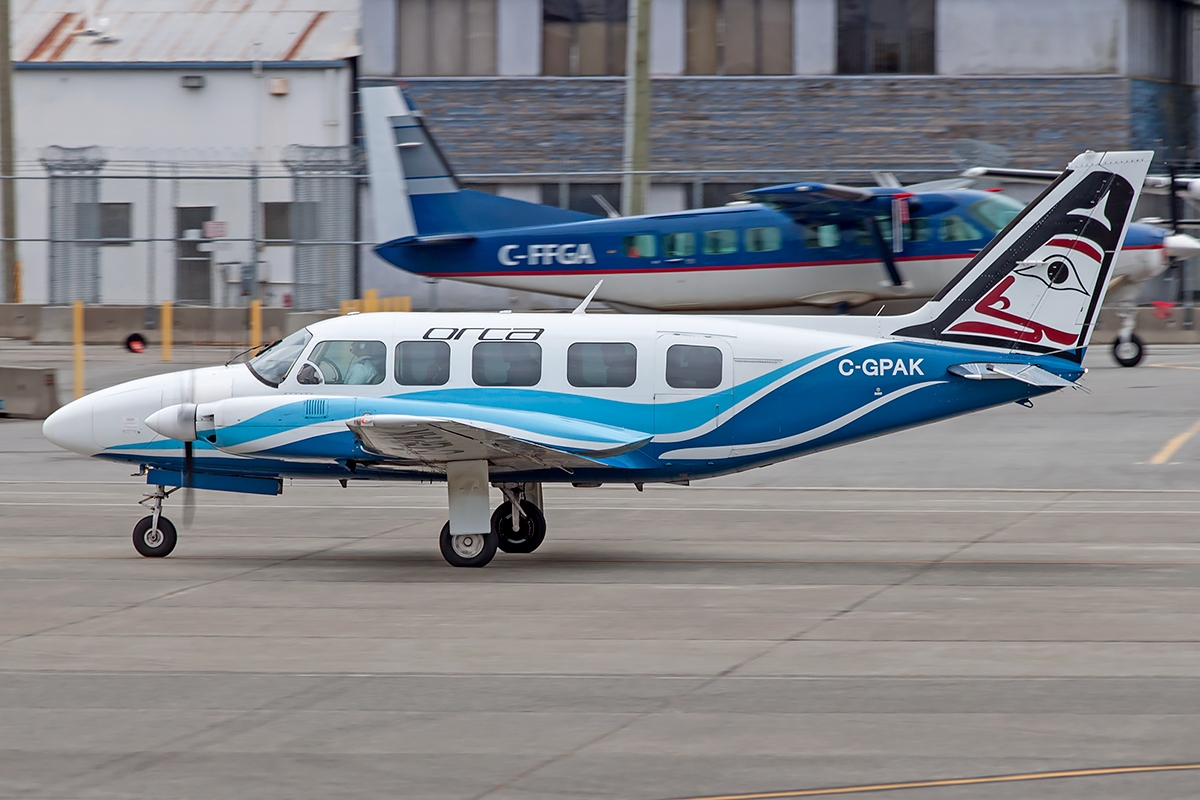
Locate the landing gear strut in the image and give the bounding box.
[437,472,546,567]
[133,485,178,557]
[1112,304,1145,367]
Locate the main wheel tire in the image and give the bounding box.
[492,500,547,554]
[1113,333,1145,367]
[132,515,177,558]
[438,522,497,567]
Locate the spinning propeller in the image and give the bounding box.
[144,370,200,526]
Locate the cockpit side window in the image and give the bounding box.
[247,328,312,387]
[306,340,387,385]
[938,215,983,242]
[967,194,1025,234]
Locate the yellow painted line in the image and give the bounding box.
[669,763,1200,800]
[1150,417,1200,464]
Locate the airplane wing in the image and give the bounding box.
[346,411,652,472]
[740,182,880,219]
[962,167,1200,199]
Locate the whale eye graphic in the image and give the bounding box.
[1015,254,1088,294]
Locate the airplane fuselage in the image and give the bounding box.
[45,312,1083,488]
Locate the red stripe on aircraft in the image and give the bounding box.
[1047,237,1103,262]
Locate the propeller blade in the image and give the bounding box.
[182,441,195,528]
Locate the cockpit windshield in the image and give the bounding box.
[967,194,1025,234]
[247,328,312,387]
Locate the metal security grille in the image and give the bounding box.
[41,146,107,304]
[283,145,358,311]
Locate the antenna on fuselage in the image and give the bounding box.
[572,280,604,314]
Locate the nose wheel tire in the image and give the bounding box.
[132,515,178,558]
[439,522,498,568]
[492,500,547,554]
[1113,334,1144,367]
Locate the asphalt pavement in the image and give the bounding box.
[0,341,1198,799]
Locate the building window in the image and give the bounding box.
[99,202,131,244]
[397,0,498,76]
[837,0,935,75]
[543,0,628,76]
[686,0,793,75]
[262,202,291,245]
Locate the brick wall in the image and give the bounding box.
[400,76,1134,179]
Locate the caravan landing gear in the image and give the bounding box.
[1113,333,1145,367]
[1113,304,1145,367]
[133,486,177,557]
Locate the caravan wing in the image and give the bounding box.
[347,411,652,472]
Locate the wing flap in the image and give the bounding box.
[346,412,652,473]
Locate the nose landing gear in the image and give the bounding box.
[133,485,178,557]
[1112,304,1145,367]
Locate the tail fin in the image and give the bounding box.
[359,84,596,243]
[892,150,1153,361]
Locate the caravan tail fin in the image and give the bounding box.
[892,150,1153,361]
[360,84,596,244]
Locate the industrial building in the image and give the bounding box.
[9,1,358,308]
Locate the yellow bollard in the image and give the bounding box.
[72,300,84,400]
[364,289,379,313]
[398,295,411,312]
[340,300,351,316]
[161,301,172,362]
[249,300,262,349]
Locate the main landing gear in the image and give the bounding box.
[1112,303,1145,368]
[133,485,178,557]
[438,472,547,568]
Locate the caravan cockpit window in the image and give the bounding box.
[247,328,312,387]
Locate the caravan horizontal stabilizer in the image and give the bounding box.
[948,363,1077,388]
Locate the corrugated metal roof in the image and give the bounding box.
[15,0,359,63]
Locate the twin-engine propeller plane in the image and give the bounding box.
[44,149,1151,566]
[363,86,1197,367]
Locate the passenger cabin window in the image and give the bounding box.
[703,229,738,255]
[568,342,637,388]
[745,226,782,252]
[666,344,722,389]
[624,234,656,258]
[473,342,542,387]
[803,223,841,248]
[396,341,450,386]
[858,215,932,245]
[304,340,387,385]
[938,215,983,242]
[663,231,696,257]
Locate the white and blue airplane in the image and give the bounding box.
[43,149,1151,567]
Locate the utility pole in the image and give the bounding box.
[0,0,18,302]
[620,0,651,216]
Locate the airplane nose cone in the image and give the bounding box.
[1164,233,1200,260]
[42,396,98,455]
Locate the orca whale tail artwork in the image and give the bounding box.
[890,150,1153,362]
[360,83,595,247]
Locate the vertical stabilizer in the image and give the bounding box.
[892,150,1153,361]
[361,85,419,243]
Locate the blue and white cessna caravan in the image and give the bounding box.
[44,149,1151,567]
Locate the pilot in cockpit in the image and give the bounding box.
[344,341,385,385]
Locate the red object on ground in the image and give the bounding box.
[1152,301,1174,320]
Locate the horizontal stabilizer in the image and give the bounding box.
[948,363,1077,388]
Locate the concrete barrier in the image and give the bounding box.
[0,304,338,345]
[0,366,60,419]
